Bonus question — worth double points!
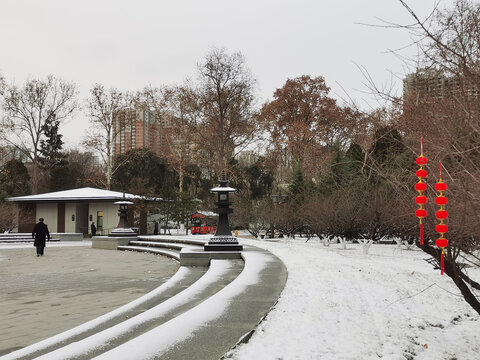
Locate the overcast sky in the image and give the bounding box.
[0,0,447,148]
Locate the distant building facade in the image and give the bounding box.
[403,71,479,101]
[113,107,169,156]
[236,150,258,167]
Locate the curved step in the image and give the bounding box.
[0,238,60,243]
[118,245,181,261]
[2,266,207,360]
[139,236,207,247]
[33,259,245,360]
[129,241,187,250]
[92,247,288,360]
[3,240,287,360]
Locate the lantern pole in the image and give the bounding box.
[204,170,243,251]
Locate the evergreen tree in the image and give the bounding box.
[39,116,67,171]
[112,148,177,196]
[38,116,68,191]
[0,159,30,198]
[245,160,274,200]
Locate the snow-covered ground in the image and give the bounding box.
[228,237,480,360]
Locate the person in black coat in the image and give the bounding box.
[91,222,97,236]
[32,218,50,256]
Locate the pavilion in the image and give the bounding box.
[8,187,141,235]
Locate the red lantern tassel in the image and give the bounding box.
[420,223,424,245]
[441,249,445,275]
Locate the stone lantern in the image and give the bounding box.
[109,196,137,237]
[204,171,243,251]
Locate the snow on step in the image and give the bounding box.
[139,235,208,246]
[129,241,196,251]
[92,251,273,360]
[0,238,60,243]
[33,260,237,360]
[118,245,180,261]
[2,266,193,360]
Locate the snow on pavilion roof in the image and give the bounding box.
[8,187,141,202]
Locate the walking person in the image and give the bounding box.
[32,218,50,257]
[91,222,97,236]
[153,220,159,235]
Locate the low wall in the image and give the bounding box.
[51,233,84,241]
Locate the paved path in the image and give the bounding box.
[0,243,179,356]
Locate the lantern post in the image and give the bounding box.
[204,171,243,251]
[109,194,137,237]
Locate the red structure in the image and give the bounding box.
[190,211,217,235]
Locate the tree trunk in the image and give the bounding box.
[179,166,184,193]
[31,158,39,194]
[323,237,331,247]
[106,139,112,190]
[420,243,480,315]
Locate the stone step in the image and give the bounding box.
[91,246,288,360]
[5,266,209,360]
[33,259,245,360]
[117,245,181,261]
[180,247,243,266]
[128,241,195,251]
[4,239,287,360]
[0,238,60,243]
[139,235,207,247]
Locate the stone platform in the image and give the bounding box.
[91,236,137,250]
[180,247,243,266]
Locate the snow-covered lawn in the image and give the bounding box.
[229,237,480,360]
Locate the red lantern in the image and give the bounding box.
[415,209,427,218]
[436,210,449,219]
[416,169,428,178]
[435,182,447,191]
[435,162,448,275]
[435,224,448,234]
[416,156,428,165]
[415,183,427,191]
[415,196,427,204]
[434,196,448,205]
[436,238,449,248]
[415,138,428,245]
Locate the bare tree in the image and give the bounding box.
[396,0,480,314]
[0,202,19,232]
[192,48,259,176]
[84,84,128,189]
[358,0,480,314]
[0,74,5,93]
[139,85,198,192]
[0,76,77,193]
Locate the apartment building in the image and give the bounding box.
[403,71,479,100]
[113,107,164,156]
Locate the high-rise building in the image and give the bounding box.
[403,71,479,101]
[113,107,163,156]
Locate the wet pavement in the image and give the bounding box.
[0,243,179,356]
